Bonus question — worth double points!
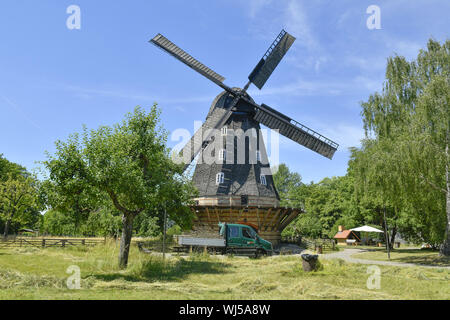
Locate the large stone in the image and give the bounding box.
[301,254,319,272]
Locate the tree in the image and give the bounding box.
[273,163,303,206]
[359,39,450,254]
[43,105,195,268]
[274,164,361,239]
[81,207,122,238]
[42,209,77,236]
[0,174,38,239]
[0,154,27,181]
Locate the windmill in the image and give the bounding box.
[150,30,339,244]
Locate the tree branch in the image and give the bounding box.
[419,173,447,194]
[106,188,142,217]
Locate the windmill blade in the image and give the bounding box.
[150,34,231,92]
[178,100,239,171]
[248,30,296,90]
[253,103,339,159]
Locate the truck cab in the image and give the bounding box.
[219,223,273,255]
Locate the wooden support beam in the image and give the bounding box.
[279,210,300,231]
[233,208,241,223]
[273,209,290,231]
[256,207,261,230]
[214,208,220,224]
[205,207,213,229]
[266,209,281,231]
[261,208,272,229]
[236,208,246,222]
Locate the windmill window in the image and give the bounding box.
[260,175,267,186]
[256,150,261,161]
[216,172,225,185]
[219,149,226,161]
[221,126,228,136]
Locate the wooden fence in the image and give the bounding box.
[0,238,105,249]
[281,236,302,245]
[301,238,336,251]
[281,236,337,251]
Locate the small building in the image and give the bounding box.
[333,226,360,245]
[18,229,38,236]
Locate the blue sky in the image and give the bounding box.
[0,0,448,183]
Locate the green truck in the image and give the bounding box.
[178,223,273,257]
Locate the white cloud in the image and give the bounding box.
[278,122,364,153]
[321,124,365,150]
[354,76,383,92]
[1,95,41,129]
[284,0,318,52]
[247,0,272,19]
[64,85,213,105]
[345,56,387,73]
[248,74,383,98]
[388,40,423,60]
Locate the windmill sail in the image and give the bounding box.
[248,30,296,90]
[150,34,230,91]
[253,104,338,159]
[178,106,234,171]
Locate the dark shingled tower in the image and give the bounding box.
[192,89,279,200]
[150,30,339,244]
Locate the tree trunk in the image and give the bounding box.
[440,142,450,256]
[3,219,11,240]
[390,225,397,250]
[118,214,135,269]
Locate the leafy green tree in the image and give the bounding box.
[42,209,77,236]
[359,39,449,254]
[348,144,402,247]
[81,207,122,237]
[43,105,195,268]
[39,179,100,235]
[303,176,359,238]
[274,164,360,239]
[0,154,27,181]
[134,211,160,237]
[273,164,303,206]
[0,174,39,239]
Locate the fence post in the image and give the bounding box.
[42,239,46,248]
[82,239,85,246]
[62,240,66,248]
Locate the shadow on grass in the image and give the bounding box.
[92,257,231,283]
[370,249,450,266]
[393,250,450,266]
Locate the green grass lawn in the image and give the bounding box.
[351,248,450,267]
[0,243,448,300]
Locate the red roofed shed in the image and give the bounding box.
[334,226,360,245]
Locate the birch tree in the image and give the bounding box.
[359,39,449,255]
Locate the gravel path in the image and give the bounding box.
[319,249,450,269]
